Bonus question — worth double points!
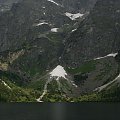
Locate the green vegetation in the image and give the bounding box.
[0,71,23,86]
[39,85,120,102]
[1,73,120,102]
[42,92,72,102]
[60,79,73,93]
[47,80,59,93]
[73,84,120,102]
[27,79,46,91]
[66,60,96,74]
[0,72,41,102]
[0,58,120,102]
[0,80,41,102]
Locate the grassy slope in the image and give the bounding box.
[66,60,96,74]
[73,84,120,102]
[1,56,120,102]
[0,72,41,102]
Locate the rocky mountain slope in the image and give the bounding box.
[62,0,120,67]
[0,0,20,12]
[0,0,95,83]
[0,0,120,102]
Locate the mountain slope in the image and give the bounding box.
[0,0,20,12]
[1,0,120,102]
[62,0,120,67]
[0,71,41,102]
[0,0,96,85]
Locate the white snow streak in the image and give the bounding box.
[1,80,11,90]
[47,0,60,6]
[72,29,77,32]
[65,12,84,20]
[51,28,59,32]
[35,22,49,26]
[94,53,118,60]
[71,81,78,88]
[37,80,50,102]
[107,53,118,57]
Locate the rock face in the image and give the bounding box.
[62,0,120,67]
[0,0,20,12]
[54,0,97,12]
[0,0,97,51]
[0,0,72,80]
[0,0,96,84]
[1,0,120,102]
[0,0,66,51]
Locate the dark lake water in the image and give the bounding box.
[0,103,119,120]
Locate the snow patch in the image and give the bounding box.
[72,29,77,32]
[37,90,47,102]
[50,65,68,80]
[47,0,61,6]
[94,53,118,60]
[71,81,78,88]
[51,28,59,32]
[107,53,118,57]
[1,80,11,90]
[65,12,84,20]
[36,80,50,102]
[35,22,49,26]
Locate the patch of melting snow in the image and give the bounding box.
[94,74,120,92]
[35,22,49,26]
[47,0,61,6]
[65,12,84,20]
[50,65,67,80]
[37,80,50,102]
[94,53,118,60]
[72,29,77,32]
[1,80,11,90]
[107,53,118,57]
[50,65,78,87]
[51,28,59,32]
[71,80,78,88]
[37,90,47,102]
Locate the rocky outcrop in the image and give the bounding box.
[62,0,120,67]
